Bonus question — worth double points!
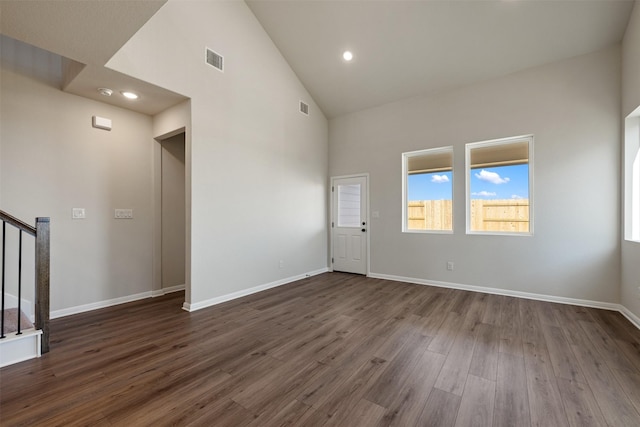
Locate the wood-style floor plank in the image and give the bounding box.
[427,311,464,355]
[610,368,640,416]
[376,349,446,427]
[494,352,531,427]
[540,323,586,383]
[578,319,638,373]
[364,333,431,408]
[433,322,477,396]
[469,322,500,381]
[323,398,386,427]
[1,272,639,426]
[571,342,640,427]
[556,378,607,427]
[454,374,495,427]
[523,342,569,426]
[300,356,387,425]
[416,388,461,427]
[499,295,524,356]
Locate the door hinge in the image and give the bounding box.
[331,186,334,192]
[331,222,334,228]
[331,257,334,263]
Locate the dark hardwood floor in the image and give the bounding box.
[2,272,640,426]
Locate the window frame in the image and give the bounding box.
[625,109,640,243]
[402,146,454,234]
[465,135,534,236]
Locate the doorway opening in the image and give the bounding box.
[157,131,186,292]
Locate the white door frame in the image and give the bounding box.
[153,126,190,302]
[330,173,370,276]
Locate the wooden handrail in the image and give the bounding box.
[0,210,50,354]
[0,210,36,236]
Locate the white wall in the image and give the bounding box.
[622,2,640,319]
[330,46,621,304]
[107,0,329,307]
[0,65,155,313]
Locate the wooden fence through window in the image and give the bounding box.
[408,199,529,232]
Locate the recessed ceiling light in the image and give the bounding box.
[121,91,139,100]
[98,88,113,96]
[343,51,353,61]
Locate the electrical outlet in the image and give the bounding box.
[447,261,454,271]
[72,208,85,219]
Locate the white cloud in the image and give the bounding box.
[472,191,496,197]
[511,194,524,199]
[475,169,510,184]
[431,174,450,183]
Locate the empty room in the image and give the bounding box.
[1,0,640,425]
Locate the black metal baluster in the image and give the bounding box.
[17,230,22,335]
[1,221,5,339]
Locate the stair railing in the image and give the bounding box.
[0,210,50,353]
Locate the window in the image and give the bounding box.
[466,135,533,235]
[402,147,453,232]
[337,183,361,227]
[625,110,640,242]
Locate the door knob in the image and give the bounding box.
[361,228,366,232]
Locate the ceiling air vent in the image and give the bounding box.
[206,48,224,72]
[299,101,309,116]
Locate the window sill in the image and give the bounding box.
[403,229,453,235]
[466,230,533,237]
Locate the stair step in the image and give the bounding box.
[2,307,34,335]
[0,329,42,367]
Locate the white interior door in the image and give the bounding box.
[332,176,368,275]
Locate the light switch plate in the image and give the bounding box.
[114,209,133,219]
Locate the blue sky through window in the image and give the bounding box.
[408,164,529,201]
[408,171,453,201]
[470,164,529,199]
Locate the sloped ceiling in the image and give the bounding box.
[247,0,635,118]
[0,1,636,118]
[0,0,186,115]
[1,0,166,65]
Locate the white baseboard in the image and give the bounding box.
[151,284,185,297]
[183,267,329,312]
[45,269,639,331]
[620,305,640,330]
[50,268,330,318]
[50,290,153,319]
[368,272,640,329]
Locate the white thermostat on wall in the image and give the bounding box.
[92,116,112,131]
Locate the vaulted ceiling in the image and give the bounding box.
[247,0,634,118]
[0,0,635,118]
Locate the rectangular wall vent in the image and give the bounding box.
[206,48,224,72]
[299,101,309,116]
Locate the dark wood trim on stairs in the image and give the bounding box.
[35,217,50,353]
[0,210,50,352]
[0,210,36,236]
